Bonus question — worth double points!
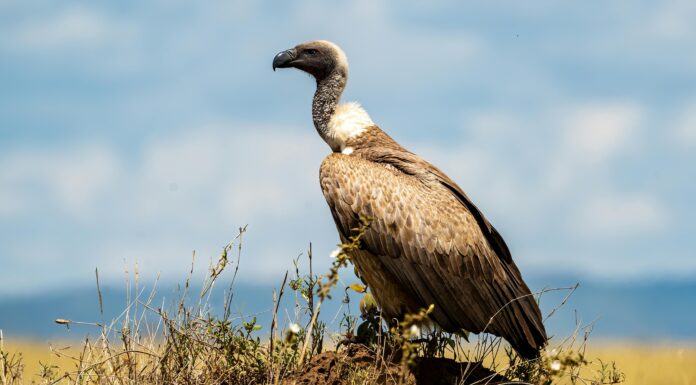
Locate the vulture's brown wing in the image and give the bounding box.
[320,152,546,358]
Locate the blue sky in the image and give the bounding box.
[1,1,695,297]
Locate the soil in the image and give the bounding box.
[283,344,510,385]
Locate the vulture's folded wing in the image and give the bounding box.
[320,152,546,358]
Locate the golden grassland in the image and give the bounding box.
[4,338,695,384]
[1,339,78,382]
[588,342,696,385]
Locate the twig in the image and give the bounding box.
[545,283,580,321]
[269,271,289,368]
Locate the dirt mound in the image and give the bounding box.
[284,344,509,385]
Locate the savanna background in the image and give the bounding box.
[1,1,695,384]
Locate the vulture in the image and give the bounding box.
[273,40,547,359]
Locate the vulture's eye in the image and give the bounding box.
[305,48,319,55]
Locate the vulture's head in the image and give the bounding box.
[272,40,348,81]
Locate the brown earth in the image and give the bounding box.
[284,344,509,385]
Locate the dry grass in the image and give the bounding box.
[587,343,696,385]
[0,223,679,384]
[4,340,695,384]
[0,339,78,383]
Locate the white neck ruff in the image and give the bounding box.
[326,102,373,151]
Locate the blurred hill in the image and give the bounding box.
[1,276,694,341]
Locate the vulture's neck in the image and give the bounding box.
[313,71,373,152]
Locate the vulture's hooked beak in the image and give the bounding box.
[272,48,297,71]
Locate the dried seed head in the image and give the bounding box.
[288,323,301,334]
[550,360,562,371]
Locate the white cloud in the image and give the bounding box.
[571,194,669,239]
[420,103,652,238]
[290,0,482,88]
[419,101,674,275]
[0,146,121,219]
[51,149,121,215]
[672,102,696,147]
[2,6,137,51]
[0,124,336,292]
[651,0,696,40]
[562,103,641,164]
[542,103,643,197]
[0,188,24,217]
[132,125,325,224]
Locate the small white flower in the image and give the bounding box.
[550,360,561,371]
[409,324,420,336]
[288,323,301,334]
[329,248,341,259]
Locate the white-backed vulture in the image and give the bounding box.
[273,40,547,359]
